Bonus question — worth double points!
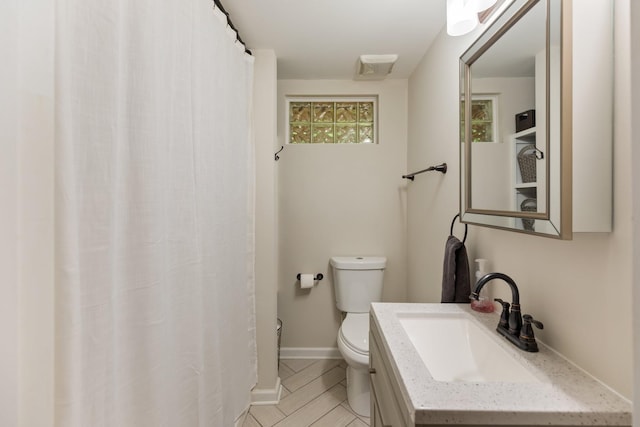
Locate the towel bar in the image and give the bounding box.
[402,163,447,181]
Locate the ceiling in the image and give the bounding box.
[222,0,447,80]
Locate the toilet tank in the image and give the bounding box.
[330,256,386,313]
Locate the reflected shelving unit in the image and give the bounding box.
[511,127,538,231]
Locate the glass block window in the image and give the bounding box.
[461,95,499,143]
[287,96,377,144]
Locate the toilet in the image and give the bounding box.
[330,256,386,417]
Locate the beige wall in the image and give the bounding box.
[407,2,632,399]
[277,79,408,349]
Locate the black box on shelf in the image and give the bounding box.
[515,109,536,132]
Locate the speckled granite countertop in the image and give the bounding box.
[370,303,631,426]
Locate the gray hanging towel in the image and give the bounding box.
[441,235,471,303]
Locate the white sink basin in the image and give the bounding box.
[397,312,540,383]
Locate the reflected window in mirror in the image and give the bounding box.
[460,95,500,144]
[470,95,499,143]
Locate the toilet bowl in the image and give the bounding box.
[330,256,386,417]
[337,313,370,415]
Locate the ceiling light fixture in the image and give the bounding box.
[354,54,398,80]
[468,0,500,12]
[447,0,498,37]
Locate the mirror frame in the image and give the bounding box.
[459,0,572,239]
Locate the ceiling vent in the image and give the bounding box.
[354,54,398,80]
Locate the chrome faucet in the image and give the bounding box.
[470,272,543,352]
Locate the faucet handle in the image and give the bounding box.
[494,298,510,328]
[522,314,543,330]
[519,314,544,348]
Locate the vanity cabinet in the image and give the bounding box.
[370,315,411,427]
[369,303,631,427]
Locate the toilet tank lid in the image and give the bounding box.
[330,256,387,270]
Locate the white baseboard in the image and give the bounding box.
[280,347,342,359]
[234,408,249,427]
[249,348,343,406]
[250,376,282,405]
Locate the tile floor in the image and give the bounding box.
[243,359,370,427]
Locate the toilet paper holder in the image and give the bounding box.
[296,273,324,281]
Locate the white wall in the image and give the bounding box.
[251,50,281,401]
[1,0,55,426]
[407,3,632,398]
[0,1,20,424]
[629,0,640,422]
[277,79,408,350]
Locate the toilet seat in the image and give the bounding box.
[339,313,369,356]
[337,312,372,417]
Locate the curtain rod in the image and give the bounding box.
[213,0,253,56]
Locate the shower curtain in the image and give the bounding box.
[55,1,256,426]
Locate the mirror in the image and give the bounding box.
[460,0,571,238]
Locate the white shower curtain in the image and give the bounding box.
[55,1,256,426]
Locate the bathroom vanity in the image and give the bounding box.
[369,303,631,427]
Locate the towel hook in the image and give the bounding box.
[450,213,468,244]
[274,146,284,161]
[533,147,544,160]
